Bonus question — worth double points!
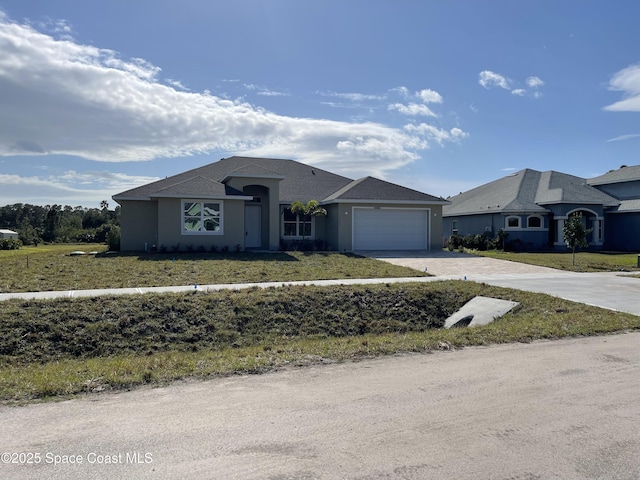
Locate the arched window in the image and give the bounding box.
[527,216,542,228]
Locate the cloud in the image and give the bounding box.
[603,64,640,112]
[388,103,437,117]
[478,70,511,90]
[0,16,467,180]
[511,89,526,96]
[0,171,160,206]
[526,76,545,88]
[403,124,469,146]
[607,133,640,142]
[416,89,443,104]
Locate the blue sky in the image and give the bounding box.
[0,1,638,208]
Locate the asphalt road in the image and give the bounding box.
[2,332,639,480]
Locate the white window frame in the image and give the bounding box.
[526,215,544,229]
[451,220,459,236]
[181,200,224,235]
[505,215,521,229]
[281,207,315,239]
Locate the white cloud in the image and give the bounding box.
[0,171,159,206]
[603,64,640,112]
[416,89,443,104]
[607,133,640,142]
[511,89,526,96]
[388,103,438,117]
[478,70,511,90]
[0,17,467,180]
[403,124,469,146]
[526,76,545,88]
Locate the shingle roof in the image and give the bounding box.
[113,156,443,205]
[150,176,246,198]
[587,165,640,185]
[324,176,448,203]
[444,168,619,217]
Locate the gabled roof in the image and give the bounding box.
[150,176,248,199]
[444,168,619,217]
[323,176,448,204]
[587,165,640,185]
[113,156,444,205]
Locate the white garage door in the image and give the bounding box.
[353,208,429,250]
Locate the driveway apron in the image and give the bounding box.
[363,250,640,316]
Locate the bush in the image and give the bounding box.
[106,226,121,251]
[0,238,21,250]
[446,230,507,251]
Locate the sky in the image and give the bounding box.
[0,0,638,208]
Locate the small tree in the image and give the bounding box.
[563,212,592,266]
[289,200,327,243]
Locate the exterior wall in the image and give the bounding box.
[119,200,158,251]
[0,230,18,239]
[444,212,552,250]
[604,212,640,251]
[225,177,281,250]
[323,204,341,250]
[593,180,640,200]
[333,203,444,251]
[157,197,246,251]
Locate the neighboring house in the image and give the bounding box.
[113,156,449,252]
[587,165,640,251]
[443,168,623,251]
[0,229,18,240]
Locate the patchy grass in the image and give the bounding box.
[0,248,425,293]
[1,281,638,404]
[469,250,640,272]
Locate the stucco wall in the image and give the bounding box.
[604,212,640,251]
[119,200,158,251]
[593,180,640,200]
[157,198,246,251]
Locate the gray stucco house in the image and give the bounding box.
[113,156,448,252]
[443,165,640,251]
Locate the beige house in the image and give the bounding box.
[113,156,448,252]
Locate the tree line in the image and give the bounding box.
[0,201,120,246]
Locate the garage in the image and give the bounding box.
[352,208,429,250]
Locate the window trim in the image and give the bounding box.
[505,215,521,229]
[526,215,544,229]
[181,199,224,236]
[281,207,315,239]
[451,220,459,236]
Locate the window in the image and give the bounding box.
[182,201,222,234]
[451,220,459,236]
[527,216,542,228]
[506,216,520,228]
[283,208,312,237]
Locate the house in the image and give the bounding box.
[0,229,18,240]
[442,168,623,250]
[587,165,640,251]
[112,156,449,252]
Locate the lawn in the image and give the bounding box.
[0,245,426,293]
[1,280,638,404]
[469,250,640,272]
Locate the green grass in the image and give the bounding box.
[0,246,425,293]
[468,250,640,272]
[1,281,638,404]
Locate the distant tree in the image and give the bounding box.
[100,200,109,211]
[563,212,592,266]
[289,200,327,242]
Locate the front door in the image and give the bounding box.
[245,205,262,248]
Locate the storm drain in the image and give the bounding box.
[451,315,474,328]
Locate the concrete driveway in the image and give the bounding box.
[363,250,640,316]
[1,332,639,480]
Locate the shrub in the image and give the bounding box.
[106,226,121,251]
[0,238,21,250]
